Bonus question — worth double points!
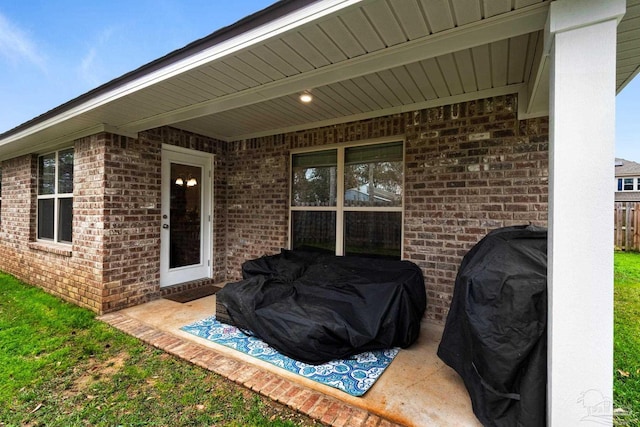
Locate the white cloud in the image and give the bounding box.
[77,26,118,86]
[0,12,46,69]
[79,47,99,85]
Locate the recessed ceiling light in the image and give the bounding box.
[299,92,313,103]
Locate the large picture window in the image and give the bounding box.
[37,148,74,244]
[290,140,403,259]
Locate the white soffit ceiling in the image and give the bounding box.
[119,0,551,141]
[1,0,639,157]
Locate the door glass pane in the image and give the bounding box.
[58,197,73,243]
[291,211,336,253]
[292,150,337,207]
[344,211,401,259]
[170,163,201,268]
[344,142,403,207]
[37,199,54,240]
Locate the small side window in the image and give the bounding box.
[37,148,74,244]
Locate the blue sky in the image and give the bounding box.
[1,1,638,161]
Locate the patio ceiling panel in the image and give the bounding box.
[403,62,438,99]
[175,96,320,140]
[116,0,550,137]
[172,27,545,141]
[491,39,509,88]
[206,62,262,90]
[279,31,333,69]
[316,17,366,58]
[387,0,428,41]
[617,2,640,89]
[515,0,546,7]
[265,39,317,73]
[454,49,479,93]
[420,0,455,34]
[471,44,492,90]
[484,0,513,19]
[450,0,482,26]
[437,54,465,95]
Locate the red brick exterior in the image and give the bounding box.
[0,94,548,322]
[100,133,162,311]
[226,135,290,277]
[404,96,548,322]
[225,95,548,322]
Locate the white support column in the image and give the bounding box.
[547,0,625,425]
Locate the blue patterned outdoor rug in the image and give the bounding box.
[181,316,399,397]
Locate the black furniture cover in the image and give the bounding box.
[437,225,547,427]
[216,249,426,364]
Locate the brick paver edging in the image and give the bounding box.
[98,312,405,427]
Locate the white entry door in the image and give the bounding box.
[160,146,213,287]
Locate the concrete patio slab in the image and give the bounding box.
[99,294,481,427]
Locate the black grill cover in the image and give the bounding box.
[437,225,547,427]
[217,250,426,364]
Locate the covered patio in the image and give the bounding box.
[99,293,482,426]
[1,0,640,425]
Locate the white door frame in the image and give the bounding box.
[160,145,213,287]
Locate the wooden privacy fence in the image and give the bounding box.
[614,202,640,251]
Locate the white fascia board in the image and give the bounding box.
[617,65,640,93]
[0,0,364,146]
[0,123,137,161]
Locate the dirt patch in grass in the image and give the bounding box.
[62,352,129,399]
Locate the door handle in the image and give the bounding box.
[162,224,169,229]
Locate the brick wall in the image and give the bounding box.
[99,132,162,311]
[99,128,227,311]
[0,94,548,322]
[224,94,548,323]
[0,128,227,314]
[226,136,289,278]
[73,134,109,310]
[1,155,37,247]
[0,149,105,311]
[404,96,548,322]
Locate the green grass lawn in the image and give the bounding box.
[0,273,319,427]
[614,251,640,422]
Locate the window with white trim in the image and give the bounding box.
[37,148,74,244]
[290,141,403,259]
[617,177,640,192]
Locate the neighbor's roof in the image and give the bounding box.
[0,0,639,161]
[615,158,640,176]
